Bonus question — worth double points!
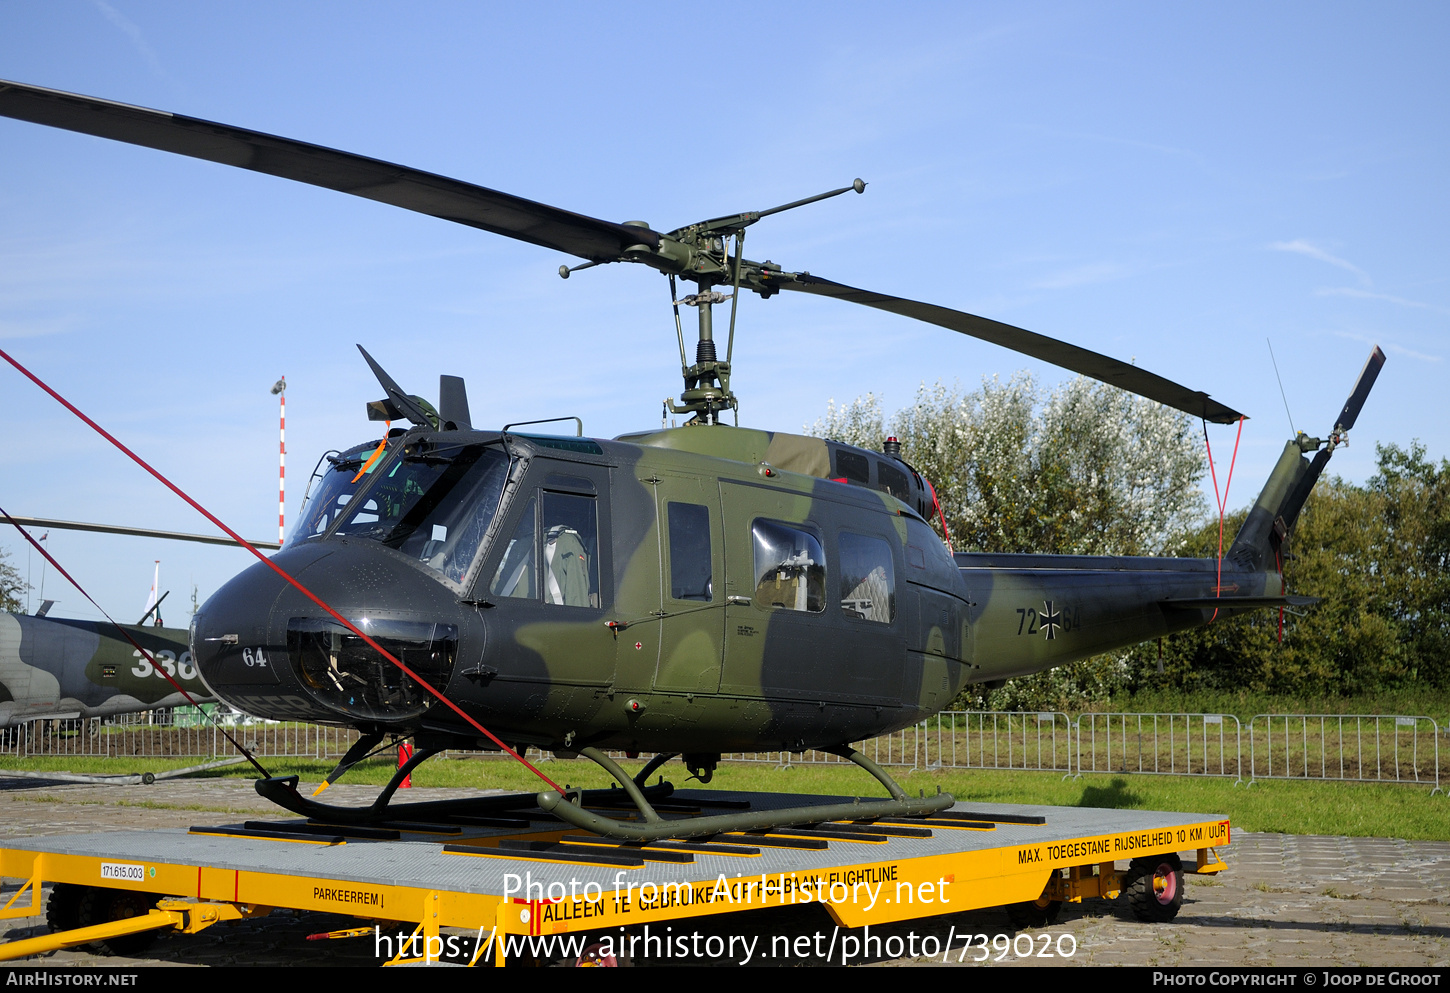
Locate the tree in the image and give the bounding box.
[811,375,1208,709]
[1133,442,1450,697]
[1368,442,1450,686]
[813,386,1450,705]
[811,375,1206,556]
[0,546,25,613]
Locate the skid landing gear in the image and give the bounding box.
[536,744,954,841]
[252,743,953,837]
[254,740,679,825]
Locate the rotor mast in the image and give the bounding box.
[561,179,868,424]
[665,179,866,424]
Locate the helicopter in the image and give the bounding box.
[0,519,283,732]
[0,610,196,732]
[0,80,1383,839]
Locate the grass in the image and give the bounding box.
[4,753,1444,841]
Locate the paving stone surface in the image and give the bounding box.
[0,777,1445,968]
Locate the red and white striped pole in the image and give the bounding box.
[271,376,286,546]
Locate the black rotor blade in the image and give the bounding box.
[1334,345,1386,433]
[0,79,660,263]
[780,274,1245,423]
[357,345,434,427]
[2,515,280,550]
[438,375,472,431]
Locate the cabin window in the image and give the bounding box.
[490,496,537,599]
[289,616,457,722]
[668,502,712,601]
[751,520,825,612]
[395,450,509,584]
[542,491,599,608]
[877,461,910,504]
[488,491,600,608]
[835,450,870,484]
[839,532,896,624]
[330,442,510,587]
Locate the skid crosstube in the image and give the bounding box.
[0,792,1229,963]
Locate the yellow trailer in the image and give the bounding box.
[0,790,1227,966]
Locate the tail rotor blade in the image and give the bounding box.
[1334,345,1387,433]
[438,375,472,430]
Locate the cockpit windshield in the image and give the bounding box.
[330,441,510,585]
[289,442,384,544]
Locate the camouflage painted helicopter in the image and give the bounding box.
[0,612,196,731]
[0,80,1383,838]
[0,523,282,731]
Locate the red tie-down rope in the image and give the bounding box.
[0,507,273,777]
[926,477,954,553]
[0,346,564,795]
[1276,545,1285,643]
[1202,417,1246,624]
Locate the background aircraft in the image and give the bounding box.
[0,517,279,730]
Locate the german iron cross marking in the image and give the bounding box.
[1040,601,1061,640]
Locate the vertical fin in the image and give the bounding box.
[439,375,472,430]
[1228,347,1385,572]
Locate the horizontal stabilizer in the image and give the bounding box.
[1162,595,1319,610]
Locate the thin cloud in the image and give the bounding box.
[92,1,168,79]
[1016,124,1209,170]
[1315,287,1448,315]
[0,317,76,340]
[1269,240,1372,286]
[1331,330,1440,363]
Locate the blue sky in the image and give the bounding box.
[1,2,1446,621]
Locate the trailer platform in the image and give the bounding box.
[0,789,1229,965]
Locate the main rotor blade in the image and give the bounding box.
[3,515,280,550]
[0,79,660,263]
[780,274,1245,423]
[1334,345,1386,433]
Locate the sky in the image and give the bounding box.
[1,2,1446,623]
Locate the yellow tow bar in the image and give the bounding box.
[0,899,261,962]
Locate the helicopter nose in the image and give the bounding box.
[191,543,338,720]
[192,541,461,725]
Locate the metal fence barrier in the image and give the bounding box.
[721,711,1074,774]
[1,708,1443,793]
[1246,713,1441,791]
[1074,712,1243,782]
[0,708,358,761]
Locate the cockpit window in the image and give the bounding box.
[290,443,383,543]
[487,490,601,608]
[331,442,509,585]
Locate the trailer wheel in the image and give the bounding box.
[1006,897,1062,929]
[75,887,162,956]
[1124,853,1184,922]
[574,939,630,966]
[46,883,83,934]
